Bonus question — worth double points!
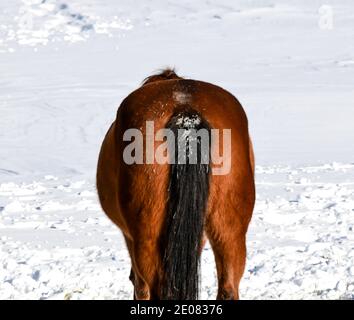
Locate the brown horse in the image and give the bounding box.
[96,69,255,300]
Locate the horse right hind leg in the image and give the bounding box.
[206,211,249,300]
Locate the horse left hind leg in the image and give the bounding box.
[122,236,138,299]
[130,238,160,300]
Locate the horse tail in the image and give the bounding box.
[160,108,211,300]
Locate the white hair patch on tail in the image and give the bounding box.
[176,114,201,128]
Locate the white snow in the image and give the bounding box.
[1,0,354,299]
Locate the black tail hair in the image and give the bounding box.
[160,109,211,300]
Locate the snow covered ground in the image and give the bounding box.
[1,0,354,299]
[1,164,354,299]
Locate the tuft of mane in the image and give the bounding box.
[142,68,183,86]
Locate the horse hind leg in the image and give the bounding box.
[125,246,154,300]
[122,236,138,299]
[206,209,250,300]
[132,241,161,300]
[124,235,157,300]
